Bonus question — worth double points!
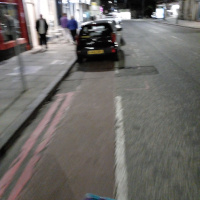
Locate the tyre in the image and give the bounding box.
[120,37,126,46]
[112,52,119,61]
[77,55,83,63]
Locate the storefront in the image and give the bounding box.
[58,0,91,24]
[0,0,30,61]
[178,0,200,21]
[197,1,200,21]
[23,0,58,49]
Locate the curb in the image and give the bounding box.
[154,20,200,30]
[0,58,77,155]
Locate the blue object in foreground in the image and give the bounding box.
[84,193,116,200]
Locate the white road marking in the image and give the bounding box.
[114,96,128,200]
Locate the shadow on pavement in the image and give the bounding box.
[77,50,125,72]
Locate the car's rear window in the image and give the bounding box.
[80,24,112,37]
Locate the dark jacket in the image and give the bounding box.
[67,19,78,30]
[36,19,48,34]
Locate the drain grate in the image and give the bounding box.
[116,66,158,76]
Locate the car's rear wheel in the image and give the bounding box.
[112,52,119,61]
[77,55,83,63]
[120,37,126,46]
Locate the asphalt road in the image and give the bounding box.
[0,20,200,200]
[117,20,200,200]
[0,60,116,200]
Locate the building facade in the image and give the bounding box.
[23,0,59,49]
[179,0,200,21]
[25,0,91,49]
[157,0,200,21]
[60,0,91,23]
[0,0,92,61]
[0,0,30,61]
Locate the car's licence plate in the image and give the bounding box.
[87,50,104,55]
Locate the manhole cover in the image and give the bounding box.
[116,66,158,76]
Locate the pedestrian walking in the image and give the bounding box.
[60,13,72,43]
[36,14,48,50]
[67,16,78,44]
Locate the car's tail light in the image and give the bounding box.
[111,33,116,43]
[111,48,116,53]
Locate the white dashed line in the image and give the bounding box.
[115,96,128,200]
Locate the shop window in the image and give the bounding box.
[0,3,20,42]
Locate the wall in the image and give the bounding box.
[180,0,200,21]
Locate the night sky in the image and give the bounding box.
[127,0,157,16]
[101,0,158,17]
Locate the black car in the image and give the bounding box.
[76,19,123,63]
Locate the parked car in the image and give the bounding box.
[104,13,122,25]
[76,19,123,63]
[103,17,122,31]
[103,19,125,46]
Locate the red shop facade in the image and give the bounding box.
[0,0,30,61]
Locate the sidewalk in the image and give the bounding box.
[154,17,200,29]
[0,40,77,153]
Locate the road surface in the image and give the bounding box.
[1,20,200,200]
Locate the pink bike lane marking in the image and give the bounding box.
[0,94,64,198]
[7,92,75,200]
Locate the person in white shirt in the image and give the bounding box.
[36,14,48,49]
